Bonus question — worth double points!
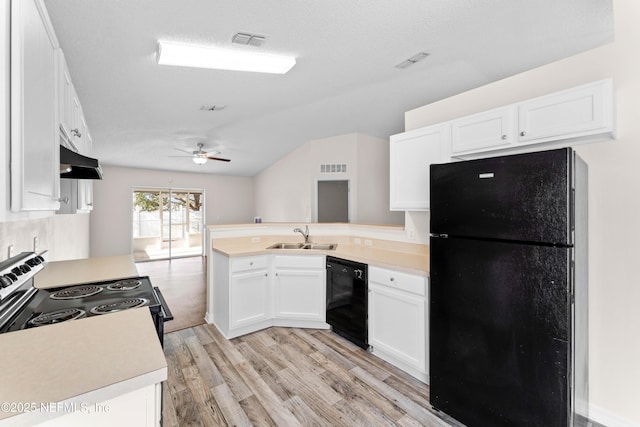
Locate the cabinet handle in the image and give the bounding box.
[71,128,82,138]
[58,196,69,204]
[520,131,526,137]
[501,134,507,140]
[390,277,395,282]
[249,261,254,266]
[265,273,268,277]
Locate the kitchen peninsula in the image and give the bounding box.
[207,222,430,382]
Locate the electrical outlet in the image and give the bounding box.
[8,245,14,258]
[364,239,373,246]
[33,236,39,252]
[251,236,261,243]
[408,230,415,241]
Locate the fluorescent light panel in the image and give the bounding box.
[157,40,296,74]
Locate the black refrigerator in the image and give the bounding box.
[429,148,588,427]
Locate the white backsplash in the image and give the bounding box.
[0,214,90,262]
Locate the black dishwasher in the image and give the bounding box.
[326,256,368,349]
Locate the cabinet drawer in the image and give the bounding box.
[230,255,268,273]
[274,255,324,269]
[369,266,427,296]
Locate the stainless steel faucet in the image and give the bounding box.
[293,225,310,243]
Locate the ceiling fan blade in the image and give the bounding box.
[173,148,194,154]
[207,156,231,162]
[168,155,193,158]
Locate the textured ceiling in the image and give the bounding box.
[43,0,613,176]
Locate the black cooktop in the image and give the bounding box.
[3,276,160,332]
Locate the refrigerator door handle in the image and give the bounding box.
[431,233,449,238]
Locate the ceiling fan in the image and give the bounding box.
[171,142,231,165]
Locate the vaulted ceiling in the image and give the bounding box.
[43,0,613,176]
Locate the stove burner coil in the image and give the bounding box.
[90,298,149,315]
[106,279,142,291]
[50,285,103,300]
[29,308,86,327]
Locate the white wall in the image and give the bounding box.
[0,213,90,261]
[356,134,404,225]
[405,1,640,424]
[254,132,403,225]
[90,166,254,257]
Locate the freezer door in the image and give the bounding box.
[430,148,573,245]
[430,236,572,427]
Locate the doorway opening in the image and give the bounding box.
[132,188,205,262]
[317,180,350,223]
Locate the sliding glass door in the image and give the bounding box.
[132,188,204,261]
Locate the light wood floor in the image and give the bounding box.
[162,324,458,427]
[136,256,206,333]
[149,257,602,427]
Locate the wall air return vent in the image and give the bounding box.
[320,164,347,173]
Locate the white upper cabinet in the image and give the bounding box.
[517,79,614,144]
[449,79,615,159]
[57,49,88,151]
[10,0,60,211]
[57,49,74,143]
[390,123,451,211]
[451,106,516,155]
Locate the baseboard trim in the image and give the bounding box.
[589,403,640,427]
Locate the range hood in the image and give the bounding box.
[60,145,103,179]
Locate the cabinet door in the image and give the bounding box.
[273,269,325,321]
[10,0,60,211]
[451,106,515,155]
[230,269,269,329]
[390,123,451,211]
[518,79,614,144]
[369,283,427,372]
[57,49,74,141]
[77,137,93,212]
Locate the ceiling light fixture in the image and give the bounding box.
[192,156,207,165]
[157,40,296,74]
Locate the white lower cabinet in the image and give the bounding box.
[368,266,429,383]
[210,252,329,339]
[34,383,162,427]
[273,255,325,322]
[229,256,270,330]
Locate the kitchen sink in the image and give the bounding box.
[303,243,337,250]
[266,242,337,250]
[267,243,305,249]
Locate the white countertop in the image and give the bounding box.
[211,236,429,276]
[34,255,139,289]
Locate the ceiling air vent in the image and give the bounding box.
[232,32,266,47]
[200,105,227,111]
[395,52,430,69]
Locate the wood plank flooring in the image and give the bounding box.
[156,258,605,427]
[136,256,206,333]
[162,324,456,427]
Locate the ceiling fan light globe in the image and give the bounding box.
[192,157,207,165]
